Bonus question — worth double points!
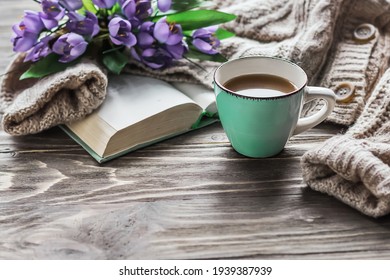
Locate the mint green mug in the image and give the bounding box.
[214,56,336,158]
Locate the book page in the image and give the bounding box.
[97,75,198,131]
[172,82,217,114]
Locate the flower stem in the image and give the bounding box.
[93,34,110,41]
[103,46,124,54]
[99,9,108,19]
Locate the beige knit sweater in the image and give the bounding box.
[1,55,107,135]
[1,0,390,216]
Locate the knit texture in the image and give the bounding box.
[300,0,390,217]
[1,54,107,135]
[305,0,390,126]
[301,68,390,217]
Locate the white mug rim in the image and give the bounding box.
[214,56,308,100]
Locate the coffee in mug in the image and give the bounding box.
[223,74,298,98]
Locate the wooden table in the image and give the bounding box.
[2,1,390,260]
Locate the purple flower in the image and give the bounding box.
[24,36,52,62]
[39,0,66,30]
[11,29,37,52]
[108,17,137,47]
[131,46,173,69]
[157,0,171,12]
[136,21,186,58]
[121,0,152,27]
[59,0,83,11]
[192,26,220,55]
[131,20,187,68]
[67,11,100,37]
[52,33,88,62]
[153,17,183,45]
[163,42,187,59]
[11,11,44,52]
[137,21,155,48]
[92,0,117,8]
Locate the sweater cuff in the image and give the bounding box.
[1,55,107,135]
[301,135,390,217]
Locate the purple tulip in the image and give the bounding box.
[39,0,65,30]
[11,11,44,52]
[131,46,173,69]
[153,17,183,45]
[136,20,186,58]
[121,0,152,27]
[11,28,38,53]
[131,19,186,68]
[67,11,100,37]
[52,33,88,62]
[108,17,137,47]
[157,0,171,12]
[24,36,52,62]
[136,21,155,48]
[92,0,117,8]
[59,0,83,11]
[163,42,187,59]
[192,26,220,55]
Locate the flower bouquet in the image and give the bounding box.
[12,0,236,79]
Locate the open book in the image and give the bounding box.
[61,74,217,163]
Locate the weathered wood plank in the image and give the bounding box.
[1,0,390,260]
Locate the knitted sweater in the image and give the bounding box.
[1,0,390,216]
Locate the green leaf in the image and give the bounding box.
[215,28,235,40]
[102,50,128,75]
[166,10,236,30]
[182,30,193,37]
[20,54,79,80]
[81,0,97,13]
[170,0,205,12]
[109,3,122,15]
[185,48,227,63]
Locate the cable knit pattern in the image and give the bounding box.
[305,0,390,125]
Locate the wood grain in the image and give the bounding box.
[2,1,390,260]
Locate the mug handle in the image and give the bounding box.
[292,86,336,135]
